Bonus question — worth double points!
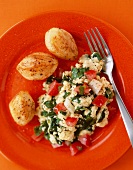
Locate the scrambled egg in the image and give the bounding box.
[36,52,114,145]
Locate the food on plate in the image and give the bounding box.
[9,27,115,156]
[35,52,114,155]
[45,28,78,60]
[9,91,35,126]
[17,52,58,80]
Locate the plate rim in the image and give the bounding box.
[0,10,132,170]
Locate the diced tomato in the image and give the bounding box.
[53,67,63,79]
[65,117,78,127]
[70,141,83,156]
[83,83,91,94]
[31,132,44,142]
[65,140,71,146]
[74,83,91,95]
[74,86,81,94]
[84,70,97,81]
[78,134,91,147]
[108,105,117,120]
[92,95,108,107]
[48,80,62,96]
[54,103,67,114]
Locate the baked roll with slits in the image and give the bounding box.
[9,91,35,126]
[17,52,58,80]
[45,28,78,60]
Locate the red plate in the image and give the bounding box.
[0,11,133,170]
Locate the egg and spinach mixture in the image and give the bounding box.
[35,52,114,146]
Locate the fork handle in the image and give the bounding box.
[109,75,133,147]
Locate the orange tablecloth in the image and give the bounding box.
[0,0,133,169]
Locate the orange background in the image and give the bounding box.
[0,0,133,169]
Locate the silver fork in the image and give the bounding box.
[84,27,133,147]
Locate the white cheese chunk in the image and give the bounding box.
[64,98,75,114]
[89,79,102,95]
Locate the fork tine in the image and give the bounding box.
[91,28,106,59]
[95,27,111,56]
[87,30,100,54]
[84,32,94,53]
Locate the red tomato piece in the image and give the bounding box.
[84,70,97,81]
[92,95,108,107]
[53,67,63,79]
[108,105,117,120]
[48,80,62,96]
[31,132,44,142]
[65,140,71,146]
[78,134,91,147]
[74,86,81,94]
[74,83,91,95]
[65,117,78,127]
[83,83,91,94]
[54,103,67,114]
[70,141,83,156]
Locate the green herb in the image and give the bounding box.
[63,91,71,99]
[97,110,105,123]
[44,133,50,140]
[76,116,96,131]
[44,100,56,108]
[75,117,95,137]
[41,110,48,116]
[71,67,89,79]
[72,96,81,103]
[58,85,62,92]
[46,75,62,84]
[87,126,93,131]
[62,75,71,82]
[91,52,102,61]
[75,106,86,111]
[105,87,113,99]
[56,139,63,145]
[89,118,96,125]
[79,86,84,95]
[49,118,58,132]
[34,126,42,136]
[41,110,56,117]
[41,120,48,133]
[46,75,54,84]
[56,118,61,125]
[60,111,67,116]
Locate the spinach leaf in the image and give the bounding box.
[46,75,62,84]
[79,86,84,95]
[62,75,71,81]
[44,99,56,109]
[60,111,67,116]
[91,52,102,61]
[46,75,54,84]
[49,118,58,133]
[71,67,89,79]
[41,110,56,117]
[75,106,86,111]
[63,91,71,99]
[72,95,81,103]
[105,87,113,99]
[97,110,105,123]
[34,126,42,136]
[41,120,49,133]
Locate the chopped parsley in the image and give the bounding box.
[71,67,89,79]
